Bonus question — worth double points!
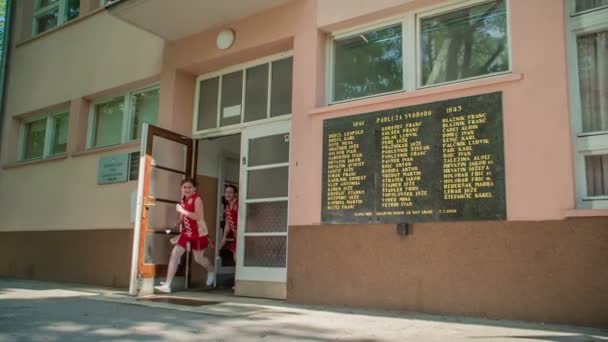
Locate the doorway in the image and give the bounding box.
[131,119,291,299]
[192,134,241,290]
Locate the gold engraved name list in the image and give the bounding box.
[442,107,495,200]
[326,120,367,211]
[378,111,432,210]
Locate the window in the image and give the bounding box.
[328,0,511,103]
[576,31,608,133]
[333,24,403,102]
[419,0,509,87]
[19,112,69,161]
[195,54,293,133]
[573,0,608,14]
[131,88,160,140]
[567,1,608,207]
[585,154,608,196]
[33,0,80,35]
[88,87,159,149]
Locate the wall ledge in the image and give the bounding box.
[564,209,608,218]
[310,73,524,118]
[2,155,67,170]
[72,141,140,158]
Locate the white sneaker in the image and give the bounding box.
[154,284,171,293]
[206,272,215,287]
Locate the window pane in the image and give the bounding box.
[248,133,289,167]
[66,0,80,21]
[244,236,286,267]
[420,0,509,86]
[271,57,293,116]
[23,119,47,160]
[197,77,219,131]
[244,64,268,122]
[38,0,59,9]
[577,31,608,133]
[35,9,59,34]
[51,113,69,155]
[93,98,124,148]
[575,0,608,13]
[220,71,243,127]
[131,88,159,140]
[334,24,403,102]
[247,166,288,199]
[585,154,608,196]
[245,201,288,233]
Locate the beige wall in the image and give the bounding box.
[13,0,104,44]
[5,10,164,117]
[0,5,164,232]
[0,149,137,231]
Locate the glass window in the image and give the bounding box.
[244,64,269,122]
[576,30,608,133]
[66,0,80,21]
[585,154,608,196]
[50,113,69,155]
[92,98,124,148]
[23,119,47,161]
[35,9,59,34]
[38,0,59,8]
[333,24,403,102]
[88,86,160,149]
[220,71,243,127]
[33,0,80,35]
[420,0,509,86]
[131,88,159,140]
[194,56,293,132]
[575,0,608,13]
[197,77,219,131]
[271,57,293,116]
[568,1,608,208]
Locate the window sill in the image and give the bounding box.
[564,209,608,218]
[16,8,106,48]
[2,155,67,170]
[72,141,140,158]
[310,73,524,117]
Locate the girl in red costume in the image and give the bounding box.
[220,185,239,264]
[155,178,214,293]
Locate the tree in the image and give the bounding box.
[0,0,6,59]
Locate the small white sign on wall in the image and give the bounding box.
[130,191,137,223]
[223,104,241,118]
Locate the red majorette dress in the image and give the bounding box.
[177,193,209,251]
[224,200,239,254]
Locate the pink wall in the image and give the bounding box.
[159,0,576,224]
[289,0,576,224]
[158,1,301,137]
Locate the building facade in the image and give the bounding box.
[0,0,607,327]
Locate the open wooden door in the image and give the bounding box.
[129,123,196,296]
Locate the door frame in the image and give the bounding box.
[214,153,240,279]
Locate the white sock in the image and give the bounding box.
[206,272,215,286]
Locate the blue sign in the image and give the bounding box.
[98,154,129,185]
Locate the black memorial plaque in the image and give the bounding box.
[321,92,506,224]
